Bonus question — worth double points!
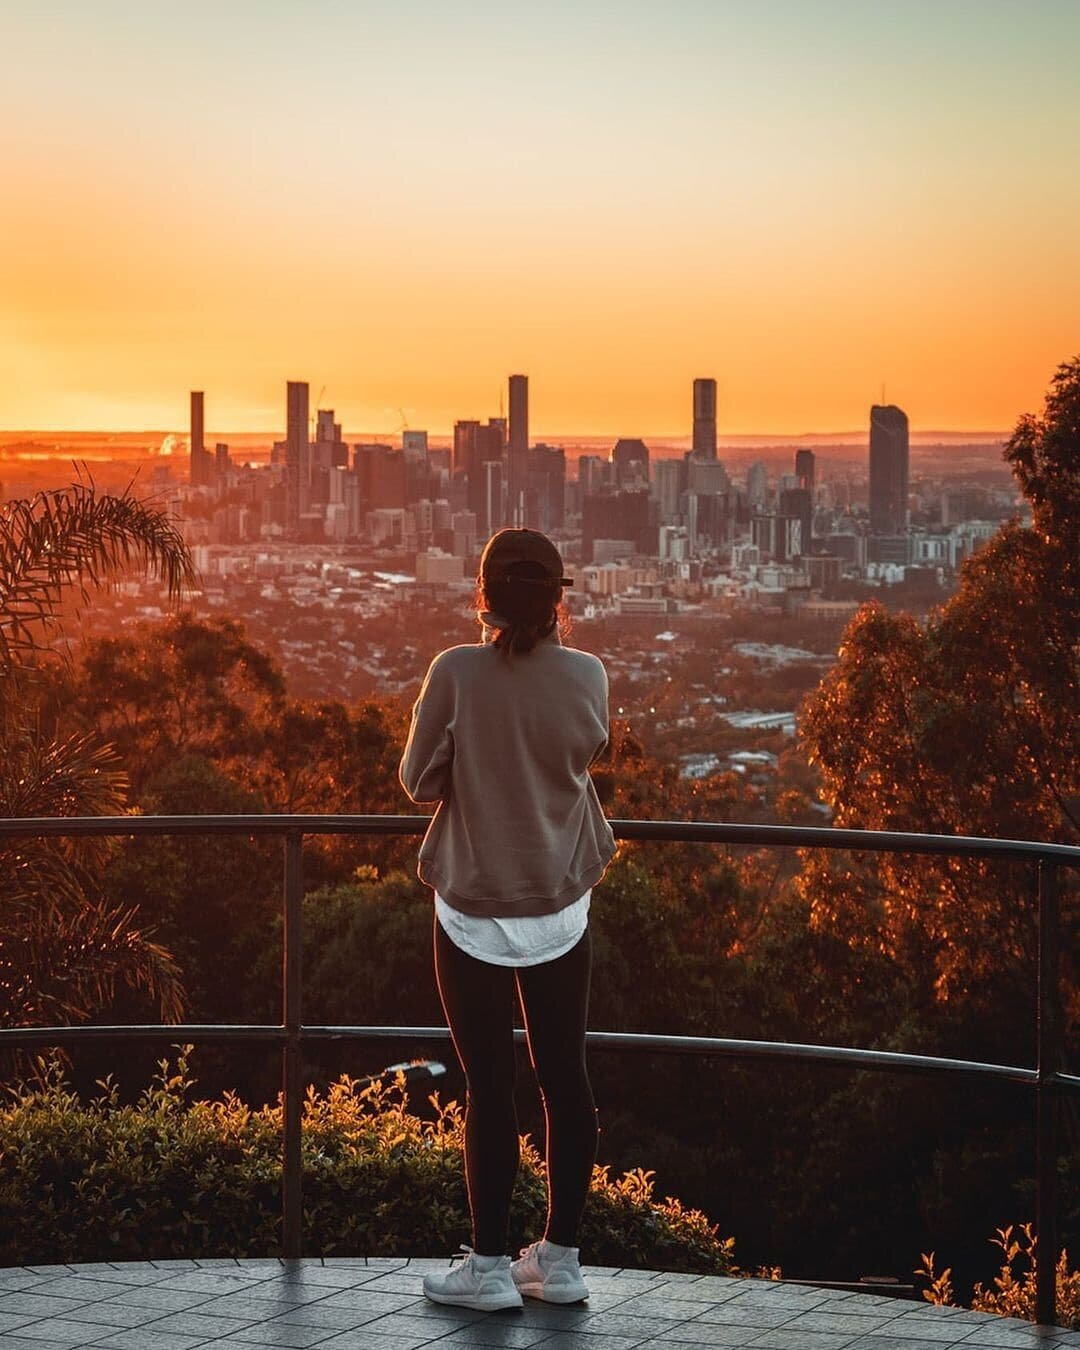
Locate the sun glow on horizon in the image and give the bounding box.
[2,0,1078,438]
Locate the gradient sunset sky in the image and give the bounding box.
[3,0,1078,438]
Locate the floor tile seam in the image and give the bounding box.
[26,1281,249,1324]
[36,1278,337,1346]
[685,1304,820,1331]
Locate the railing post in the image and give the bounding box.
[282,829,304,1260]
[1035,860,1061,1326]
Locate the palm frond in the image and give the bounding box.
[0,724,129,884]
[0,902,187,1028]
[0,476,197,671]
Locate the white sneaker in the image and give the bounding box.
[423,1246,523,1311]
[511,1239,590,1303]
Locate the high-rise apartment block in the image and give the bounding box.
[692,378,717,459]
[869,404,909,535]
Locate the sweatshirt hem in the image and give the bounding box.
[419,850,615,918]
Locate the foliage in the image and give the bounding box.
[917,1225,1080,1329]
[50,613,413,880]
[1,478,195,1031]
[0,1051,735,1272]
[0,476,195,679]
[799,359,1079,1007]
[1003,355,1080,564]
[100,755,278,1023]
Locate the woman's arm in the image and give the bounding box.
[399,654,455,803]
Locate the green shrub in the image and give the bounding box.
[0,1051,735,1272]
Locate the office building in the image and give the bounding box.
[285,381,310,535]
[310,408,348,505]
[869,404,909,535]
[459,419,506,529]
[578,454,611,497]
[189,391,211,487]
[693,378,717,459]
[479,459,504,538]
[752,514,802,563]
[654,457,685,525]
[795,449,816,493]
[779,487,812,555]
[508,374,529,526]
[354,443,405,513]
[746,461,768,510]
[528,444,566,533]
[453,420,480,478]
[611,438,649,490]
[582,489,656,562]
[402,430,431,504]
[403,430,429,459]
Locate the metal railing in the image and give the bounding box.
[1,815,1077,1323]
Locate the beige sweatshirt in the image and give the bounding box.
[399,629,616,917]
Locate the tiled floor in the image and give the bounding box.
[0,1260,1076,1350]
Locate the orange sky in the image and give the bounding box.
[2,2,1078,438]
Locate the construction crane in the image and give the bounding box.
[310,386,326,437]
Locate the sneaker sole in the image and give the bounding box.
[423,1285,524,1312]
[514,1280,589,1304]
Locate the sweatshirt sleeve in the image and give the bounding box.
[399,653,455,803]
[589,658,611,766]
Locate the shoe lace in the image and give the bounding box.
[450,1243,475,1266]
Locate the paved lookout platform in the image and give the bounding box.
[1,1259,1077,1350]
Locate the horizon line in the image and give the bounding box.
[0,427,1011,444]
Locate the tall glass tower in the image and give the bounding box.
[869,404,909,535]
[508,374,529,527]
[692,378,717,459]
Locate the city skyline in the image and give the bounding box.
[3,1,1078,435]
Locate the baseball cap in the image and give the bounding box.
[479,528,573,587]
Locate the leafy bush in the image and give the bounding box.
[917,1224,1080,1328]
[0,1051,735,1272]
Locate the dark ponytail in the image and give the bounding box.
[481,561,563,660]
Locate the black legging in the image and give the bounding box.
[434,917,598,1256]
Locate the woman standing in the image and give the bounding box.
[399,527,616,1312]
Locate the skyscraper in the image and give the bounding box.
[285,381,309,535]
[746,461,768,510]
[453,420,480,479]
[508,374,529,526]
[654,457,686,525]
[795,448,816,494]
[189,391,207,487]
[692,378,717,460]
[869,404,910,535]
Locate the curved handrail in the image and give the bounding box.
[0,812,1077,864]
[0,812,1073,1321]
